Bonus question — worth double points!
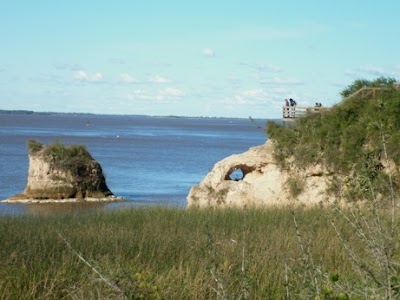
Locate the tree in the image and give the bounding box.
[340,76,397,98]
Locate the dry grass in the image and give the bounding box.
[1,206,394,299]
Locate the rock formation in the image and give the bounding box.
[187,140,335,208]
[4,140,118,203]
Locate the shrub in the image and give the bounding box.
[266,78,400,200]
[42,141,93,176]
[340,76,397,98]
[286,176,305,198]
[27,139,43,154]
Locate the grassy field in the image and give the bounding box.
[1,205,398,299]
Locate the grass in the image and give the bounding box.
[1,206,397,299]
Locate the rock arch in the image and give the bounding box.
[224,164,255,181]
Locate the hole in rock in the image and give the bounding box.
[229,169,244,181]
[225,165,255,181]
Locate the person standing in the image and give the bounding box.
[283,99,290,118]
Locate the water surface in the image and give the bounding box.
[0,113,268,215]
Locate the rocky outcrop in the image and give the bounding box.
[187,140,336,208]
[4,141,119,203]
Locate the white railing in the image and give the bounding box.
[282,106,324,119]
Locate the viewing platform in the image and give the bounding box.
[282,106,324,120]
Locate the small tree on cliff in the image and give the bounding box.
[340,76,397,98]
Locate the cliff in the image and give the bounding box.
[188,83,400,208]
[187,140,334,208]
[4,140,118,203]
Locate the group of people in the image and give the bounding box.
[284,98,297,106]
[283,98,325,118]
[284,98,324,108]
[283,98,297,118]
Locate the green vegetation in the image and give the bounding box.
[28,140,93,175]
[1,206,397,299]
[266,77,400,201]
[27,139,43,154]
[286,176,305,198]
[0,109,34,114]
[44,140,93,175]
[340,76,397,98]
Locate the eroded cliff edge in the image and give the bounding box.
[187,139,334,208]
[187,83,400,208]
[4,140,119,203]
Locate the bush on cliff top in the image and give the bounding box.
[340,76,397,98]
[28,140,93,175]
[266,77,400,200]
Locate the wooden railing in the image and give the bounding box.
[282,106,324,119]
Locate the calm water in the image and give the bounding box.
[0,113,268,215]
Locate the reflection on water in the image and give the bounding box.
[0,199,180,217]
[25,202,107,216]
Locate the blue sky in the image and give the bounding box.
[1,1,399,118]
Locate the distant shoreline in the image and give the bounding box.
[0,109,275,121]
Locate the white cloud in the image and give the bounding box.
[55,63,81,71]
[260,77,303,86]
[256,64,281,73]
[358,65,385,76]
[221,89,265,106]
[241,89,265,97]
[202,48,215,57]
[127,89,150,100]
[127,87,186,103]
[220,86,295,111]
[73,70,103,82]
[74,71,88,80]
[233,95,253,105]
[91,72,103,81]
[239,62,282,74]
[232,23,329,40]
[120,73,138,83]
[149,75,171,83]
[344,69,357,77]
[345,65,390,78]
[109,58,128,65]
[160,87,186,97]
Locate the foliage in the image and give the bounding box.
[340,76,397,98]
[27,139,43,154]
[1,206,395,299]
[43,140,93,175]
[286,176,305,198]
[266,79,400,200]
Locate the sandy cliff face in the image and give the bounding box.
[187,140,335,208]
[24,155,75,198]
[6,143,115,202]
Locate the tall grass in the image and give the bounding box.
[0,206,388,299]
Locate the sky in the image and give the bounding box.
[0,1,399,118]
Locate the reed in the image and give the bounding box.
[1,206,392,299]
